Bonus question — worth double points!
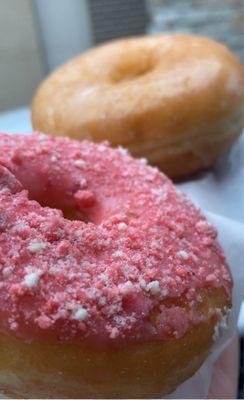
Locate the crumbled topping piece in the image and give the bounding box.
[73,307,88,321]
[24,270,42,289]
[178,250,189,260]
[2,267,12,278]
[28,240,46,253]
[140,158,147,165]
[147,280,160,295]
[118,222,127,230]
[74,159,86,168]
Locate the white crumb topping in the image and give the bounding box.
[151,239,162,249]
[118,280,134,295]
[50,155,57,162]
[178,250,189,260]
[206,274,216,282]
[147,280,160,295]
[99,296,106,306]
[118,222,127,230]
[73,307,88,321]
[99,273,107,281]
[140,157,147,165]
[49,267,58,275]
[2,267,12,278]
[98,145,106,152]
[10,322,18,330]
[38,134,47,141]
[79,178,87,187]
[161,288,169,297]
[110,327,119,339]
[118,146,128,155]
[113,250,125,258]
[150,166,159,174]
[28,240,46,253]
[24,270,42,289]
[74,159,86,168]
[139,279,146,288]
[151,188,167,201]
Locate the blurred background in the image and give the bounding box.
[0,0,243,112]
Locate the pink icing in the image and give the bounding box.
[0,133,232,346]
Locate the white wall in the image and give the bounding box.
[0,0,93,111]
[34,0,93,72]
[0,0,45,111]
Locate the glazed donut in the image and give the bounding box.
[0,133,232,398]
[31,34,243,178]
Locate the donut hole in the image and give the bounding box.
[33,198,88,222]
[25,191,91,222]
[16,177,94,222]
[6,157,99,224]
[8,162,97,223]
[110,54,154,83]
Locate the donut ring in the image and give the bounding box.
[0,133,232,398]
[31,34,243,178]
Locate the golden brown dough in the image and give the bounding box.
[0,288,230,399]
[31,34,243,178]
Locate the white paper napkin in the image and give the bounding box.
[177,135,244,224]
[167,212,244,399]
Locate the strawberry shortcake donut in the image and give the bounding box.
[0,133,232,398]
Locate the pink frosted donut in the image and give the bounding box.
[0,133,232,398]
